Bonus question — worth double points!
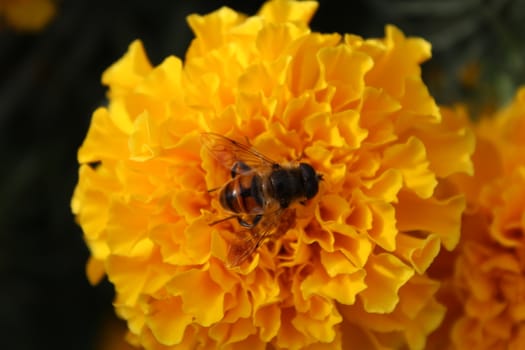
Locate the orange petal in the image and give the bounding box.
[396,191,465,250]
[301,262,366,305]
[86,257,106,285]
[209,317,256,345]
[254,303,281,342]
[107,254,174,307]
[317,45,373,110]
[359,253,414,313]
[381,136,437,199]
[367,201,397,251]
[146,297,193,346]
[167,269,225,326]
[395,233,441,274]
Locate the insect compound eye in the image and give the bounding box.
[299,163,319,199]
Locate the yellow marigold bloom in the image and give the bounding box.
[0,0,55,31]
[440,88,525,350]
[72,1,474,349]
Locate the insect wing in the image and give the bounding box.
[226,213,280,267]
[201,132,277,175]
[253,208,296,241]
[227,209,296,267]
[227,233,261,267]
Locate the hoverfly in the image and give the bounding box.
[201,132,322,267]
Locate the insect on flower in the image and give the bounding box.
[201,132,323,267]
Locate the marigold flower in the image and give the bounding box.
[0,0,55,31]
[436,88,525,350]
[72,1,474,349]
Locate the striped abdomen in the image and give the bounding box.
[219,172,265,215]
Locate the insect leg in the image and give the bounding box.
[252,214,263,227]
[209,215,238,226]
[237,214,262,228]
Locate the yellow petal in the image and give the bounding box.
[397,275,441,320]
[102,40,152,93]
[304,143,347,185]
[319,250,360,276]
[187,7,245,57]
[106,98,135,134]
[335,232,373,270]
[287,32,341,94]
[146,297,193,346]
[333,109,368,150]
[86,257,105,285]
[301,262,366,305]
[256,22,307,61]
[276,308,311,350]
[129,111,160,161]
[359,254,414,313]
[362,25,431,99]
[395,233,441,274]
[413,106,475,177]
[368,201,397,251]
[317,45,373,110]
[209,317,256,345]
[238,57,291,96]
[105,200,152,256]
[107,254,174,307]
[78,108,129,163]
[381,136,437,199]
[292,304,342,343]
[222,287,252,323]
[403,298,446,350]
[394,76,441,130]
[254,303,281,342]
[396,191,465,250]
[303,330,342,350]
[167,269,225,326]
[362,168,403,203]
[181,219,212,264]
[316,194,350,223]
[150,219,211,266]
[258,0,318,24]
[358,87,401,146]
[136,55,184,101]
[71,165,112,240]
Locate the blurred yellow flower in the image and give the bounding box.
[72,0,474,349]
[438,88,525,350]
[0,0,55,31]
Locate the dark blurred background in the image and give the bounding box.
[1,1,524,349]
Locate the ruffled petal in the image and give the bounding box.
[167,269,225,326]
[258,0,318,24]
[146,297,193,346]
[359,254,414,313]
